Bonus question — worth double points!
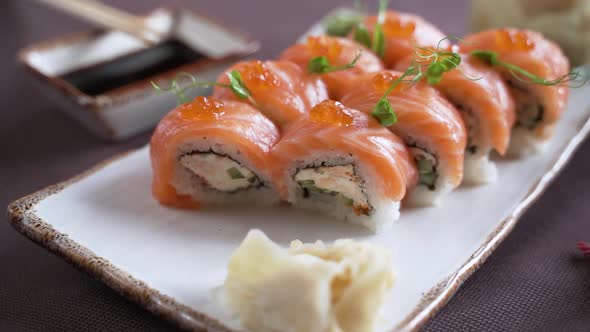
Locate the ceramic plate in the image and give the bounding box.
[9,82,590,331]
[8,14,590,332]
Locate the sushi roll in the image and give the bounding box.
[213,60,329,129]
[394,53,516,184]
[341,71,467,206]
[279,35,384,99]
[460,29,570,156]
[270,100,417,232]
[150,96,280,208]
[352,11,447,68]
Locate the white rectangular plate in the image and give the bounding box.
[9,7,590,329]
[9,83,590,331]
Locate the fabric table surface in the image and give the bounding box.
[1,1,589,331]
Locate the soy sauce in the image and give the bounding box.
[60,40,205,96]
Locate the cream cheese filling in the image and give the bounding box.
[294,165,370,214]
[180,153,258,192]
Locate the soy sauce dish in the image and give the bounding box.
[19,8,259,140]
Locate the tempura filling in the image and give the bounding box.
[409,146,439,190]
[179,152,261,193]
[294,164,373,216]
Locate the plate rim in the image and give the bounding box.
[6,151,235,332]
[7,104,590,332]
[397,105,590,331]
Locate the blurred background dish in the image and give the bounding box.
[19,7,258,141]
[471,0,590,66]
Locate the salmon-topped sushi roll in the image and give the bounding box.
[395,53,516,184]
[213,60,329,130]
[341,71,467,206]
[353,11,447,68]
[271,100,417,232]
[460,29,570,156]
[150,96,280,209]
[280,35,384,99]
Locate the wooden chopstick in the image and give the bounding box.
[36,0,164,45]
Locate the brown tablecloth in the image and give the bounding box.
[1,1,589,331]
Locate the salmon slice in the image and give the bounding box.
[270,100,417,231]
[279,35,384,99]
[341,71,467,205]
[395,52,516,183]
[150,96,280,208]
[213,60,329,129]
[460,28,570,155]
[355,11,447,68]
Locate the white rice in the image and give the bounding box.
[406,180,454,207]
[442,94,498,186]
[506,127,548,158]
[463,150,498,185]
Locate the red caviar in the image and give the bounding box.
[180,96,225,121]
[310,100,354,126]
[371,72,403,93]
[494,29,535,52]
[238,61,279,90]
[382,17,416,38]
[306,36,344,59]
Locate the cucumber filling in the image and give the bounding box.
[295,165,372,216]
[409,147,439,190]
[179,152,260,192]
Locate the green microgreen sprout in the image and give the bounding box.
[470,50,587,88]
[410,37,466,84]
[151,72,218,105]
[371,36,467,125]
[353,0,389,58]
[371,0,388,57]
[372,23,386,58]
[372,97,397,126]
[371,66,419,126]
[226,70,252,100]
[372,33,587,128]
[308,51,363,74]
[353,23,372,49]
[151,71,255,105]
[324,11,365,37]
[323,1,368,37]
